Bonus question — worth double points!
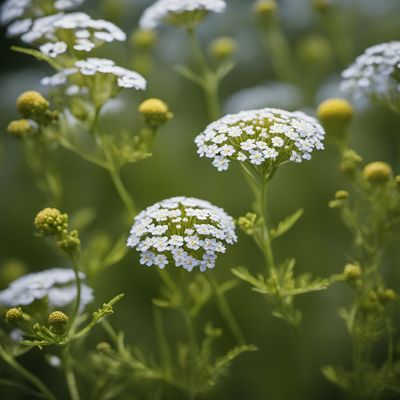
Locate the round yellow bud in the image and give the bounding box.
[343,264,362,280]
[317,98,353,136]
[48,311,69,333]
[34,208,68,237]
[57,230,80,256]
[139,98,172,128]
[5,308,23,322]
[208,37,237,61]
[378,288,397,303]
[7,119,32,138]
[335,190,349,201]
[16,91,49,119]
[362,162,392,185]
[395,175,400,190]
[131,29,157,49]
[254,0,277,19]
[297,35,332,66]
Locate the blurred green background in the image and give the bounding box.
[1,0,400,399]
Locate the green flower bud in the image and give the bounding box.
[5,308,23,322]
[335,190,349,200]
[237,212,257,235]
[208,37,237,61]
[16,91,49,120]
[49,311,69,334]
[395,175,400,190]
[96,342,112,352]
[343,263,362,280]
[340,149,363,175]
[317,98,353,138]
[34,208,68,237]
[57,230,81,256]
[297,35,332,66]
[378,288,397,303]
[362,161,392,185]
[139,98,173,128]
[7,119,32,138]
[131,29,157,49]
[254,0,278,23]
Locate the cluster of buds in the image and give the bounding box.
[328,190,349,209]
[340,149,363,176]
[34,208,80,256]
[237,213,257,235]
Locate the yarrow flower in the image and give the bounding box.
[20,12,126,53]
[127,197,237,272]
[0,268,93,309]
[195,108,325,173]
[341,41,400,108]
[139,0,226,30]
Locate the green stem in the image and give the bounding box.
[186,28,220,121]
[69,256,82,333]
[206,274,245,345]
[154,307,172,378]
[0,346,56,400]
[62,346,80,400]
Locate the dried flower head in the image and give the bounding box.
[341,41,400,108]
[127,197,237,272]
[139,98,172,127]
[16,90,49,119]
[139,0,226,30]
[0,269,93,309]
[363,161,392,185]
[7,119,33,137]
[195,108,325,173]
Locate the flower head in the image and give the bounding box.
[139,0,226,30]
[16,90,49,119]
[340,41,400,108]
[139,98,172,127]
[34,207,68,237]
[7,119,33,137]
[195,108,325,174]
[5,308,23,322]
[0,269,93,309]
[363,161,392,185]
[127,197,237,272]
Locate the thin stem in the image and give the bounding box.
[69,256,82,333]
[186,28,220,121]
[154,307,172,378]
[108,167,137,217]
[62,346,80,400]
[0,346,56,400]
[206,274,246,345]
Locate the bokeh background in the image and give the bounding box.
[1,0,400,399]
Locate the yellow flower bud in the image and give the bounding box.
[96,342,112,352]
[335,190,349,201]
[340,149,362,175]
[57,230,81,256]
[48,311,69,334]
[237,212,257,235]
[5,308,23,322]
[34,208,68,237]
[343,264,362,280]
[395,175,400,190]
[208,37,237,61]
[131,29,157,49]
[378,288,397,303]
[139,98,172,128]
[7,119,32,138]
[254,0,277,21]
[362,161,392,185]
[16,91,49,119]
[317,98,353,137]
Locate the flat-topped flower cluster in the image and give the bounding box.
[195,108,325,172]
[341,41,400,103]
[140,0,226,29]
[0,268,93,309]
[127,197,237,272]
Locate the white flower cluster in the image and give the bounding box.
[195,108,325,172]
[139,0,226,29]
[0,268,93,309]
[341,41,400,104]
[127,197,237,272]
[20,12,126,53]
[0,0,84,37]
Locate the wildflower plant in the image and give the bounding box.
[196,108,330,326]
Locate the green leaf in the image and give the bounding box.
[231,266,266,292]
[270,208,304,239]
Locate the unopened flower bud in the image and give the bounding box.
[208,37,237,61]
[131,29,157,49]
[34,208,68,237]
[297,35,332,66]
[363,161,392,185]
[49,311,68,334]
[378,288,397,303]
[335,190,349,200]
[340,149,362,175]
[16,91,49,120]
[96,342,112,352]
[237,212,257,235]
[317,98,353,138]
[395,175,400,190]
[343,263,362,280]
[58,230,80,256]
[7,119,32,138]
[254,0,278,23]
[139,98,172,128]
[5,308,23,322]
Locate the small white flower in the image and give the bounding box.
[40,41,68,58]
[154,254,168,269]
[140,251,155,266]
[271,136,284,147]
